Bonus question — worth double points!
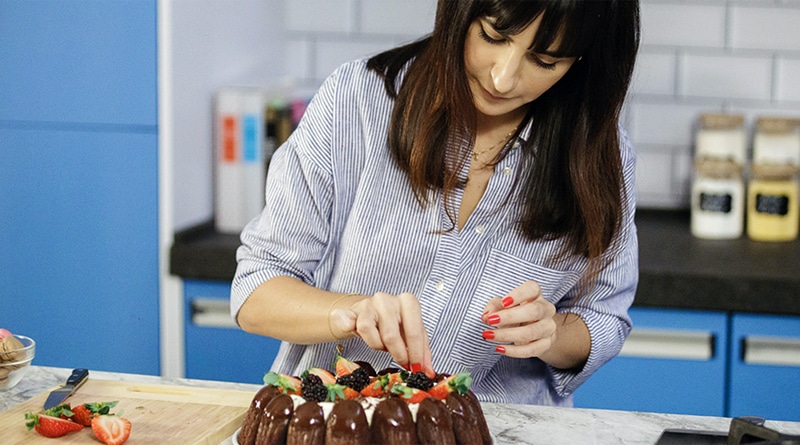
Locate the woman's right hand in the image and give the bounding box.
[329,292,435,378]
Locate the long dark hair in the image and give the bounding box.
[368,0,640,263]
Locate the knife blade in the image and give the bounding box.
[43,368,89,410]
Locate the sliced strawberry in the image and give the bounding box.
[70,405,94,427]
[359,376,387,397]
[428,371,473,400]
[359,372,405,397]
[263,372,302,395]
[333,354,361,377]
[324,383,360,401]
[391,384,433,404]
[91,415,132,445]
[25,413,83,438]
[305,367,337,384]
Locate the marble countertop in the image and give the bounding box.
[4,366,800,444]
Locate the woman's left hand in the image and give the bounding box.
[481,280,557,358]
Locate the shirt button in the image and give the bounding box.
[502,167,512,176]
[475,225,486,234]
[435,280,445,292]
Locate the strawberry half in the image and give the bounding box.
[391,384,433,404]
[25,413,83,438]
[324,383,360,401]
[60,401,119,427]
[359,372,406,397]
[263,372,302,395]
[91,415,132,445]
[333,354,361,377]
[305,367,337,384]
[428,371,473,400]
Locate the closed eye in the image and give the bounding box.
[529,54,558,71]
[478,23,505,45]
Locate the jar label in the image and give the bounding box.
[700,193,732,213]
[755,194,789,215]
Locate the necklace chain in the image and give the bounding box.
[472,126,518,162]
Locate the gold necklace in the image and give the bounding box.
[472,126,518,162]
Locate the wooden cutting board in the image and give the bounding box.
[0,378,256,445]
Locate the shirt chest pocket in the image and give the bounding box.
[447,248,582,371]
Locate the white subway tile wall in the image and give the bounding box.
[283,0,800,208]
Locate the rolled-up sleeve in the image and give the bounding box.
[230,69,341,321]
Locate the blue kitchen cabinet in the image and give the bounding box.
[575,307,729,416]
[729,313,800,421]
[184,280,281,384]
[0,1,159,374]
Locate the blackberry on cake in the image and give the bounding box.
[405,371,434,391]
[335,367,370,392]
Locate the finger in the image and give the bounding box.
[372,293,409,365]
[398,292,427,370]
[495,335,554,358]
[354,303,386,352]
[422,342,435,378]
[485,298,555,328]
[501,280,543,308]
[485,318,556,346]
[481,297,503,324]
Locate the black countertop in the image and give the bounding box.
[170,209,800,316]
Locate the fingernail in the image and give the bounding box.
[410,363,422,373]
[487,314,500,325]
[501,296,514,307]
[482,330,495,340]
[495,345,506,354]
[402,363,410,370]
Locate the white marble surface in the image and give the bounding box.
[3,366,800,444]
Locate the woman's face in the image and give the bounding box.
[464,14,578,122]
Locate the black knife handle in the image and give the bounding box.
[68,368,89,387]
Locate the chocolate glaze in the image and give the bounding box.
[371,397,419,445]
[416,397,456,445]
[255,394,294,445]
[286,401,325,445]
[465,391,493,445]
[325,399,370,445]
[239,385,280,445]
[445,393,482,445]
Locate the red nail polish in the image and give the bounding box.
[410,363,422,373]
[487,314,500,325]
[496,345,506,354]
[402,363,410,370]
[482,330,495,340]
[501,296,514,307]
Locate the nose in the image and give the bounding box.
[491,48,522,94]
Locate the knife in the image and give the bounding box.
[43,368,89,410]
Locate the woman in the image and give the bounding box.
[232,0,640,406]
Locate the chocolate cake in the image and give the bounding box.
[237,356,492,445]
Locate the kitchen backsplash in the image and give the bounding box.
[279,0,800,209]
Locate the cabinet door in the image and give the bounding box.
[729,313,800,421]
[0,128,159,374]
[184,280,281,384]
[0,0,157,125]
[575,307,728,416]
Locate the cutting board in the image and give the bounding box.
[0,378,257,445]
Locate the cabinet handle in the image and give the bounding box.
[742,336,800,367]
[190,298,238,328]
[620,328,715,360]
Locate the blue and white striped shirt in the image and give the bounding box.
[231,58,638,406]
